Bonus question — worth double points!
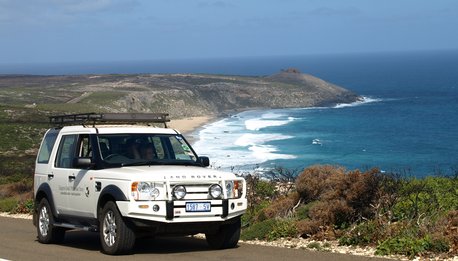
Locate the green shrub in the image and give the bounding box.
[243,200,270,223]
[393,176,458,220]
[12,199,34,214]
[242,218,298,241]
[307,242,322,250]
[339,220,380,246]
[255,180,277,199]
[294,201,317,220]
[0,197,18,212]
[241,219,278,241]
[375,235,449,258]
[267,219,297,241]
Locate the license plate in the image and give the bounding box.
[185,202,211,212]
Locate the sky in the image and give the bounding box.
[1,0,458,64]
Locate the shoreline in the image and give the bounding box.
[168,115,218,144]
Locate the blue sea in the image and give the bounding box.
[2,50,458,176]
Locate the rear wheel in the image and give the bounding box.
[99,201,136,255]
[36,198,65,244]
[205,217,241,249]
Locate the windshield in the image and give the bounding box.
[97,133,198,166]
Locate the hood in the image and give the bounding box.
[94,165,237,181]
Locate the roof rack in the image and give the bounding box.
[49,113,170,127]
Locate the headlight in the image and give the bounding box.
[225,180,244,199]
[138,182,151,193]
[131,182,161,200]
[173,185,186,199]
[150,187,160,198]
[209,184,222,199]
[226,181,234,197]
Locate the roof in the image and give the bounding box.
[58,125,179,135]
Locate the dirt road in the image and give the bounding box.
[0,216,390,261]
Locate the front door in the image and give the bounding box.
[66,134,97,218]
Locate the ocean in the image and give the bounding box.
[2,50,458,176]
[190,50,458,176]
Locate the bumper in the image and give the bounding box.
[116,198,247,223]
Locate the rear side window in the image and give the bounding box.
[37,129,60,164]
[55,135,78,168]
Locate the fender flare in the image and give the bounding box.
[97,185,128,217]
[35,183,58,218]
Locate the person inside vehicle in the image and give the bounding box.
[140,144,157,160]
[125,138,141,159]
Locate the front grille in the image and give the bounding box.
[171,183,214,200]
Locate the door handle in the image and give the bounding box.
[48,174,54,179]
[68,175,76,181]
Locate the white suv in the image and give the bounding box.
[33,113,246,255]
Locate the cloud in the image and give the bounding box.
[307,6,361,17]
[197,1,236,9]
[0,0,138,25]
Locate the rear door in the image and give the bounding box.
[51,134,79,215]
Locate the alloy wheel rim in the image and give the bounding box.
[103,210,117,247]
[39,206,49,237]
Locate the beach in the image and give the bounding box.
[168,116,215,143]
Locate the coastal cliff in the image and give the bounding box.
[0,70,359,120]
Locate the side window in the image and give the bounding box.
[37,129,60,164]
[78,135,91,158]
[98,137,111,159]
[169,136,195,160]
[55,135,78,169]
[151,136,165,159]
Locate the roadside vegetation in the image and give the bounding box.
[240,165,458,259]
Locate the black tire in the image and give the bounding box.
[99,201,136,255]
[205,217,241,249]
[36,198,65,244]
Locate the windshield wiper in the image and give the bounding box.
[121,160,161,167]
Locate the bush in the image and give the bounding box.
[267,219,297,241]
[261,193,300,220]
[245,174,277,214]
[242,218,297,241]
[0,197,18,212]
[295,219,322,238]
[393,176,458,220]
[375,235,449,258]
[339,220,381,246]
[308,199,353,228]
[12,198,34,214]
[241,219,278,241]
[295,165,346,202]
[294,201,317,220]
[295,165,382,227]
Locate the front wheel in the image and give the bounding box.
[99,201,136,255]
[205,217,241,249]
[36,198,65,244]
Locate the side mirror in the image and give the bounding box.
[198,156,210,167]
[74,157,93,169]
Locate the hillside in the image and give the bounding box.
[0,70,359,120]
